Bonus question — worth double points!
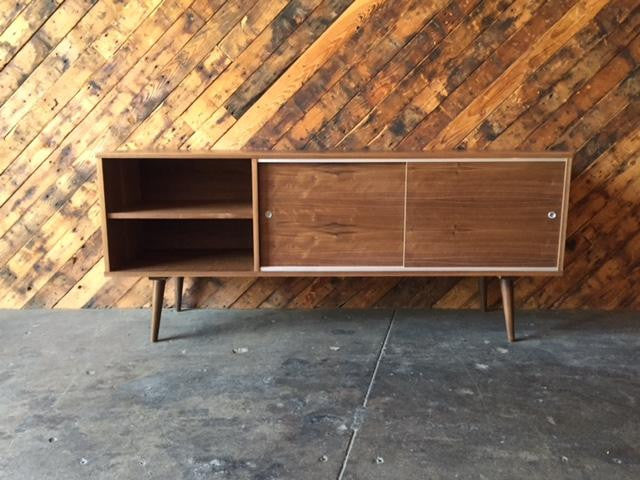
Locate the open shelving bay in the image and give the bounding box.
[99,155,257,276]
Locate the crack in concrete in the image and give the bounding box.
[337,310,396,479]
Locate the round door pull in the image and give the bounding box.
[547,211,557,220]
[264,210,273,219]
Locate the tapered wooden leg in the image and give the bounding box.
[175,277,184,312]
[478,277,487,312]
[151,278,166,343]
[500,277,515,342]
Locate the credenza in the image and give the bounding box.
[98,151,571,343]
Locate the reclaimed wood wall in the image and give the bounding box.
[1,0,639,310]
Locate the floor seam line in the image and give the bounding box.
[337,310,396,479]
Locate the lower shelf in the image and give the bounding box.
[108,249,254,276]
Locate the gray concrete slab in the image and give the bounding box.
[345,310,640,480]
[0,309,391,479]
[0,309,639,479]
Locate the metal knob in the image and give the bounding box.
[264,210,273,219]
[547,211,557,220]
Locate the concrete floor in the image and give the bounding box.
[0,309,638,479]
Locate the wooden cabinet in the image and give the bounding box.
[98,151,571,343]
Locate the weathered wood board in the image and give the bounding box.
[1,0,639,310]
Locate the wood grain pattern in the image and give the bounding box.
[405,161,567,268]
[259,162,405,266]
[0,0,638,310]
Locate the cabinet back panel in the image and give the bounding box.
[100,158,142,212]
[405,161,566,268]
[139,159,251,203]
[139,220,253,251]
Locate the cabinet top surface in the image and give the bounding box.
[99,150,571,160]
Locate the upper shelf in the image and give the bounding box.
[107,200,253,220]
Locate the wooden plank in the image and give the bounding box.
[508,127,640,306]
[459,0,640,151]
[0,202,103,308]
[316,277,372,308]
[373,277,459,308]
[433,277,479,309]
[176,0,325,140]
[423,0,611,150]
[287,277,339,308]
[54,259,106,309]
[308,0,490,150]
[122,0,289,150]
[248,0,445,149]
[0,0,120,120]
[259,278,314,308]
[230,278,283,308]
[0,1,32,37]
[23,229,103,308]
[0,0,638,312]
[570,94,640,175]
[127,3,282,150]
[0,0,63,69]
[522,35,640,153]
[115,278,154,308]
[0,0,194,172]
[520,158,640,308]
[389,0,573,151]
[486,7,640,151]
[554,68,640,155]
[197,277,256,308]
[214,0,387,148]
[343,278,398,308]
[224,0,353,120]
[83,275,141,308]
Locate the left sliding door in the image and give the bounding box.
[258,162,405,268]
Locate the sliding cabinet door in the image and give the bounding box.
[259,163,405,267]
[405,161,568,270]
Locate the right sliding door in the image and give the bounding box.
[405,160,568,270]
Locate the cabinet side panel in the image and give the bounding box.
[405,161,566,269]
[259,163,405,267]
[97,157,111,272]
[252,159,260,271]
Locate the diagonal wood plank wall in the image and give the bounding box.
[0,0,639,311]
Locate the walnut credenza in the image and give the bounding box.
[98,151,571,343]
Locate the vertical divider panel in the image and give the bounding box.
[251,158,260,272]
[402,161,408,268]
[557,157,572,271]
